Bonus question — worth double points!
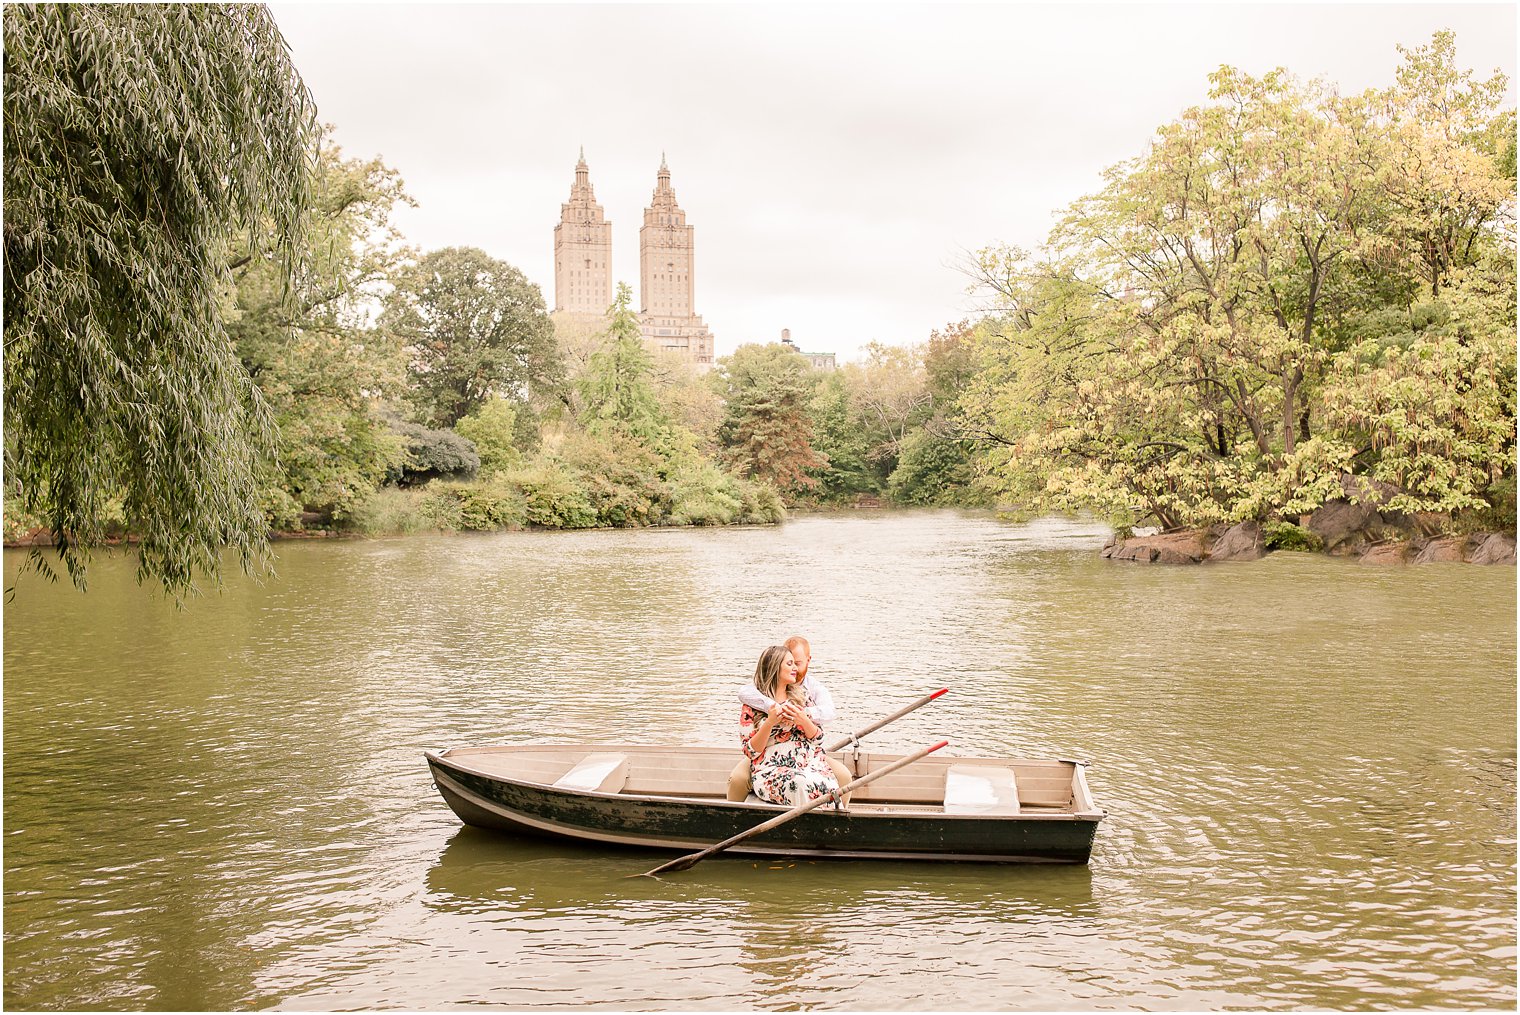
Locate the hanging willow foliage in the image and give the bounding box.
[3,4,319,596]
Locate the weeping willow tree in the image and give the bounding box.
[3,4,319,596]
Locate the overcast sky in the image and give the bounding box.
[270,2,1517,363]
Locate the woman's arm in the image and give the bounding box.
[742,704,783,757]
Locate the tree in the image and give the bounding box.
[383,247,560,429]
[844,341,932,476]
[889,428,984,506]
[713,343,827,494]
[388,420,480,486]
[963,34,1515,531]
[229,140,413,526]
[455,398,523,473]
[3,4,318,594]
[577,283,670,447]
[807,372,877,502]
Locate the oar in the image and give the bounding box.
[634,739,949,878]
[825,687,947,753]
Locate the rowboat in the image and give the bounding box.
[425,743,1106,864]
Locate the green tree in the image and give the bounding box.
[229,140,413,526]
[713,343,827,494]
[455,397,523,473]
[844,341,932,478]
[389,420,480,486]
[3,4,317,594]
[577,283,670,447]
[964,34,1515,532]
[807,372,877,502]
[384,247,560,429]
[888,428,983,506]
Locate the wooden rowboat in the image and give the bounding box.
[425,744,1106,864]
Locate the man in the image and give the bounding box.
[737,635,836,725]
[727,635,852,802]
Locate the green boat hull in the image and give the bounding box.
[427,751,1100,864]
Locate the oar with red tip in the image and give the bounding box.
[634,740,950,878]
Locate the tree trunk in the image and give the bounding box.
[1282,366,1304,457]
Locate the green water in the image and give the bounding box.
[4,512,1515,1010]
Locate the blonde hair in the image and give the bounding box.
[753,644,805,705]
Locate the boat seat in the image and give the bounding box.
[551,753,629,794]
[943,764,1021,815]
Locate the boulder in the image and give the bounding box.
[1101,530,1206,565]
[1468,532,1517,566]
[1360,541,1412,565]
[1413,536,1469,564]
[1306,499,1378,553]
[1409,511,1452,538]
[1206,522,1266,562]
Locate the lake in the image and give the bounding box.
[3,512,1515,1010]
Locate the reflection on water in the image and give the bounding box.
[4,511,1515,1010]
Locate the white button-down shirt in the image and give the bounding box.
[736,674,837,725]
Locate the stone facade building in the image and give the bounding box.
[552,152,715,369]
[552,149,612,319]
[637,156,714,367]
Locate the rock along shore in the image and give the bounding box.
[1100,477,1516,567]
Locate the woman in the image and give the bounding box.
[740,644,841,805]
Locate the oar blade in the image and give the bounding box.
[634,852,704,878]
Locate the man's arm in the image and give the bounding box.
[805,675,838,724]
[737,683,775,712]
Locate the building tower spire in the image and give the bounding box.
[639,155,714,368]
[553,150,612,316]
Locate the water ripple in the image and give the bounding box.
[4,512,1515,1010]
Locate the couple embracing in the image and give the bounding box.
[727,636,852,807]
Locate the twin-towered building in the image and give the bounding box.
[553,151,714,368]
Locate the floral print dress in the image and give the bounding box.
[739,699,841,805]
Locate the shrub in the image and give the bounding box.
[503,460,598,529]
[888,429,984,506]
[558,431,669,526]
[732,476,786,524]
[343,487,443,535]
[1263,521,1324,552]
[665,460,742,525]
[448,478,528,531]
[664,461,785,525]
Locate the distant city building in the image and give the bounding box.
[552,152,715,369]
[779,328,836,370]
[637,156,714,369]
[552,148,612,319]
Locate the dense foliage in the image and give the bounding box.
[230,140,412,528]
[713,343,828,493]
[383,246,560,429]
[956,32,1515,532]
[3,3,318,594]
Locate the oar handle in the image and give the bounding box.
[638,740,949,877]
[825,687,947,753]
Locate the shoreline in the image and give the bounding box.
[1102,523,1517,567]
